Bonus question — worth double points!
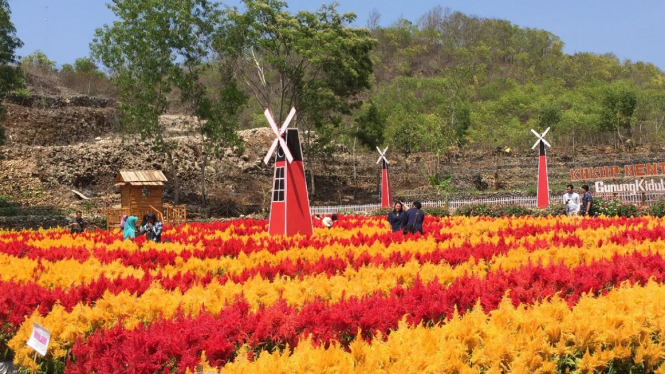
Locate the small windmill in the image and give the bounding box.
[264,107,313,236]
[376,146,393,208]
[531,127,551,208]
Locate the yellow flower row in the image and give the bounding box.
[208,281,665,374]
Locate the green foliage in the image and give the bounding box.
[0,194,10,207]
[534,203,567,217]
[354,101,385,149]
[21,50,55,71]
[599,81,638,135]
[617,203,640,218]
[428,173,455,200]
[593,198,621,217]
[370,208,392,217]
[73,57,99,74]
[217,0,377,193]
[0,0,22,147]
[92,0,224,142]
[60,63,74,73]
[650,198,665,218]
[591,199,641,217]
[14,87,28,100]
[425,207,450,217]
[363,8,665,151]
[456,203,532,218]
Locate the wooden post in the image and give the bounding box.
[641,192,647,207]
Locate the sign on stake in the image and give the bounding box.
[26,322,50,356]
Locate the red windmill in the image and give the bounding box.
[264,107,313,236]
[376,146,393,208]
[531,127,551,208]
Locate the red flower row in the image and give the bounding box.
[65,251,665,373]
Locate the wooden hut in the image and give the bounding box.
[106,170,186,230]
[115,170,167,215]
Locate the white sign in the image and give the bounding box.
[26,322,50,356]
[595,179,665,194]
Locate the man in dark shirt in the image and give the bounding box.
[580,185,593,217]
[404,201,424,234]
[67,211,87,234]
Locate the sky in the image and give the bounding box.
[7,0,665,70]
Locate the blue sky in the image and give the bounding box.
[8,0,665,70]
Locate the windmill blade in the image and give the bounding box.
[263,139,279,165]
[542,138,552,148]
[281,107,296,133]
[264,109,280,136]
[541,127,551,137]
[530,129,540,138]
[532,139,540,150]
[278,137,294,163]
[264,139,279,165]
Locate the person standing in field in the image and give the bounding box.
[123,216,138,241]
[387,202,407,232]
[580,185,593,217]
[563,184,580,216]
[404,201,424,235]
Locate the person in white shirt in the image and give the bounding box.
[563,184,580,216]
[314,214,338,229]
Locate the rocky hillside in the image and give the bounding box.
[1,92,665,220]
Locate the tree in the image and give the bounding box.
[73,57,99,73]
[600,82,638,146]
[92,0,243,204]
[21,50,55,71]
[354,101,385,149]
[0,0,22,148]
[60,64,74,73]
[216,0,376,194]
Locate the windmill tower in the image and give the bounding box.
[264,108,313,236]
[376,146,392,208]
[531,128,551,208]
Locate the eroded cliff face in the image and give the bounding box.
[2,92,665,219]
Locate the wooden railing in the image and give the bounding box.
[105,207,130,230]
[164,204,187,225]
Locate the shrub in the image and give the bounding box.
[425,207,450,217]
[617,203,640,218]
[0,195,10,208]
[456,203,494,217]
[593,198,621,217]
[371,208,392,217]
[456,203,531,218]
[650,198,665,218]
[534,203,567,217]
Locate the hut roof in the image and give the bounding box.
[115,170,168,186]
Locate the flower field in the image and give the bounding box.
[3,216,665,373]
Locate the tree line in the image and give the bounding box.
[2,1,665,202]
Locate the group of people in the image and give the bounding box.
[387,201,425,234]
[121,213,163,242]
[313,201,425,234]
[562,184,594,216]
